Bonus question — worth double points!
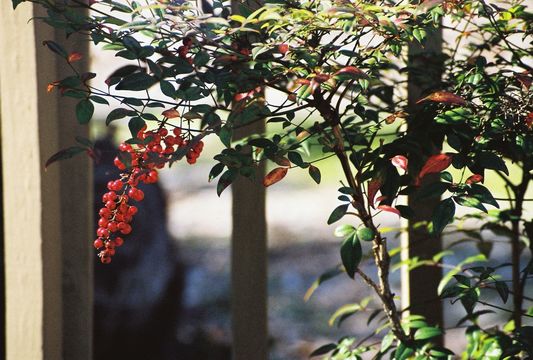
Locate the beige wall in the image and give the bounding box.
[0,2,92,359]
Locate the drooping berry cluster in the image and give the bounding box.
[95,125,204,264]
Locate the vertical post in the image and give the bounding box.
[230,2,267,359]
[401,25,444,340]
[0,2,92,359]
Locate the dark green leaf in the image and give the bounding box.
[495,281,509,303]
[209,163,225,182]
[415,182,449,201]
[217,169,237,196]
[128,117,145,138]
[75,136,93,148]
[308,165,321,184]
[476,152,508,175]
[160,80,175,98]
[309,343,337,357]
[327,204,349,225]
[89,95,110,105]
[194,51,210,67]
[468,184,499,208]
[288,151,307,168]
[45,146,86,169]
[219,125,232,148]
[356,227,375,242]
[116,72,157,91]
[76,99,94,124]
[106,108,135,125]
[42,40,67,58]
[122,35,141,52]
[340,233,362,278]
[12,0,23,9]
[454,196,487,213]
[432,198,455,235]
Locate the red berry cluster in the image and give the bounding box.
[177,37,193,65]
[95,125,204,264]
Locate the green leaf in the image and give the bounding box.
[194,51,210,67]
[304,267,343,302]
[308,165,321,184]
[414,327,442,340]
[394,342,414,360]
[76,99,94,124]
[208,163,225,182]
[75,136,93,148]
[356,227,375,242]
[309,343,337,357]
[12,0,24,9]
[218,125,232,148]
[160,80,175,98]
[415,182,449,201]
[476,152,508,175]
[454,196,487,213]
[288,151,307,168]
[340,233,362,278]
[116,72,157,91]
[432,198,455,235]
[380,332,394,353]
[45,146,86,169]
[413,28,426,43]
[334,225,355,237]
[106,108,134,125]
[89,95,110,105]
[217,169,237,196]
[468,184,499,208]
[42,40,67,58]
[328,303,361,327]
[327,204,349,225]
[128,117,145,138]
[495,281,509,303]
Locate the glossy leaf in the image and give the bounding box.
[45,146,86,169]
[76,99,94,124]
[432,198,455,235]
[263,167,288,187]
[340,233,362,278]
[417,91,466,106]
[308,165,321,184]
[327,204,349,225]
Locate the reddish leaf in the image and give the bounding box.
[162,109,180,118]
[377,205,401,216]
[334,66,368,78]
[367,178,382,209]
[68,52,83,63]
[466,174,483,184]
[516,72,532,89]
[416,91,466,106]
[391,155,408,171]
[272,156,290,167]
[416,153,453,185]
[263,167,288,187]
[526,112,533,129]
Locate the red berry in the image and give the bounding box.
[98,218,109,228]
[100,256,112,264]
[97,227,110,238]
[127,206,138,216]
[173,128,181,137]
[105,200,117,210]
[107,221,119,232]
[99,208,111,218]
[94,238,104,249]
[114,237,124,247]
[119,223,132,235]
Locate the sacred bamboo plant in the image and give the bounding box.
[13,0,532,358]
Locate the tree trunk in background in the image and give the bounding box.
[401,26,444,345]
[230,1,268,359]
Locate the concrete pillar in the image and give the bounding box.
[0,2,92,359]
